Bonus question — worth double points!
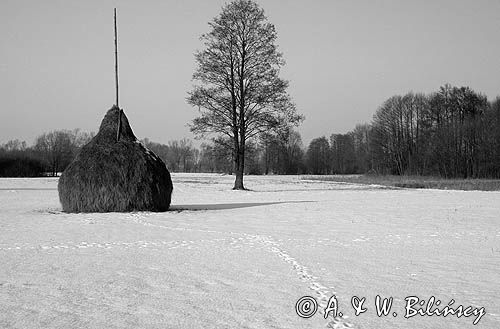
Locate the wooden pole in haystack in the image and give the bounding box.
[114,8,122,142]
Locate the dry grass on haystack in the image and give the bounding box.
[58,106,173,212]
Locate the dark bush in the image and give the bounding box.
[0,156,46,177]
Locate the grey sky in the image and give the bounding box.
[1,0,499,146]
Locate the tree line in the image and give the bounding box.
[0,131,202,177]
[307,84,500,178]
[0,130,93,177]
[0,128,305,177]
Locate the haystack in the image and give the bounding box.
[58,106,173,212]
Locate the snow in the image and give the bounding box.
[0,174,499,329]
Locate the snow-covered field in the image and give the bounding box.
[0,174,499,329]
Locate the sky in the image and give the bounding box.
[1,0,500,146]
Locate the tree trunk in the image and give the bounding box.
[233,146,245,190]
[234,162,244,190]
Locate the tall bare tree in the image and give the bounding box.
[188,0,302,189]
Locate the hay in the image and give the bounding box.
[58,106,173,212]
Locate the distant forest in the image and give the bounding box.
[1,84,499,178]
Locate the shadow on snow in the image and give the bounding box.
[170,200,314,211]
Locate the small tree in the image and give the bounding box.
[188,0,303,189]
